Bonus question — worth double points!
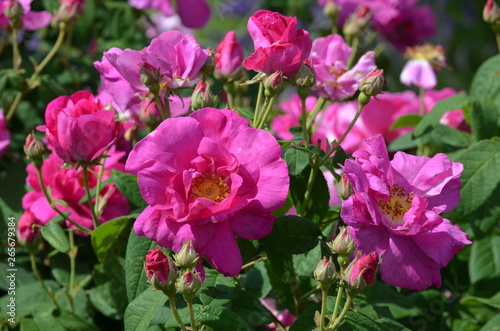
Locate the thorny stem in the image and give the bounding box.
[186,300,198,331]
[6,25,67,121]
[329,295,354,330]
[82,165,99,230]
[167,293,188,331]
[35,165,91,234]
[331,281,344,322]
[30,252,60,309]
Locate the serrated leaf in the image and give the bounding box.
[289,166,330,222]
[240,261,272,298]
[125,231,157,303]
[112,170,148,210]
[469,236,500,296]
[469,99,498,141]
[479,314,500,331]
[430,124,473,148]
[388,132,417,152]
[91,214,136,263]
[41,220,70,253]
[451,140,500,219]
[339,311,383,331]
[390,113,423,130]
[470,53,500,103]
[413,94,470,138]
[124,290,167,331]
[196,305,254,331]
[284,146,310,176]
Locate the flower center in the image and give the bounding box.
[377,184,413,226]
[190,174,230,203]
[404,43,446,69]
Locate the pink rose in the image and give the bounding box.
[22,148,129,233]
[0,109,10,158]
[17,210,42,245]
[145,249,178,289]
[341,134,471,290]
[38,91,121,164]
[244,10,312,77]
[126,108,289,276]
[215,31,244,79]
[310,34,376,101]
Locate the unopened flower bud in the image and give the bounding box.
[6,1,24,29]
[359,69,385,98]
[201,48,216,75]
[174,241,199,268]
[343,252,378,295]
[191,80,217,111]
[343,5,371,38]
[145,249,178,293]
[293,60,316,90]
[178,270,202,300]
[24,133,45,167]
[323,0,341,21]
[140,62,161,95]
[314,257,337,287]
[264,71,284,97]
[328,226,355,256]
[337,173,354,201]
[17,210,41,248]
[484,0,500,25]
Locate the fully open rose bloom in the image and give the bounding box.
[22,148,129,232]
[244,10,312,77]
[126,108,289,276]
[38,91,121,164]
[341,135,471,290]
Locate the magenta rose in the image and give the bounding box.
[341,134,471,290]
[17,210,42,245]
[38,91,121,164]
[145,249,178,290]
[126,108,289,276]
[244,10,312,77]
[215,30,244,79]
[22,148,129,233]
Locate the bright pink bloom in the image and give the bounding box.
[260,298,296,330]
[17,210,41,245]
[37,91,121,164]
[0,109,10,158]
[0,0,52,31]
[244,10,312,77]
[341,134,471,290]
[95,31,208,110]
[400,59,436,89]
[215,31,244,78]
[310,34,376,101]
[129,0,210,29]
[126,108,289,276]
[271,94,317,140]
[22,149,129,233]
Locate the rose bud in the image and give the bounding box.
[343,252,378,295]
[145,249,178,292]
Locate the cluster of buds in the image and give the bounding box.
[145,241,204,300]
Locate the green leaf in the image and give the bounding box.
[339,311,383,331]
[196,305,254,331]
[413,93,470,138]
[470,53,500,103]
[430,124,473,148]
[199,269,236,307]
[41,219,70,253]
[240,261,272,298]
[462,291,500,310]
[479,314,500,331]
[78,177,113,204]
[112,170,148,210]
[390,113,423,130]
[388,132,417,152]
[451,140,500,219]
[469,99,498,141]
[469,236,500,296]
[125,231,157,303]
[90,282,125,320]
[91,214,136,263]
[124,290,167,331]
[284,146,310,176]
[289,166,330,222]
[230,289,274,326]
[264,258,295,312]
[262,215,322,255]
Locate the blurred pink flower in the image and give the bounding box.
[244,10,312,77]
[425,88,469,131]
[129,0,211,29]
[126,108,289,276]
[400,59,436,89]
[310,34,376,101]
[215,31,244,79]
[260,298,296,330]
[37,91,121,164]
[341,134,471,290]
[0,0,52,31]
[0,109,10,158]
[17,210,41,245]
[271,94,317,140]
[22,148,129,233]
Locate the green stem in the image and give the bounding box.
[419,88,426,116]
[331,282,344,322]
[306,97,326,129]
[6,25,66,121]
[11,28,21,71]
[320,286,330,330]
[35,165,91,234]
[299,159,319,217]
[255,95,277,129]
[253,82,264,126]
[495,30,500,53]
[82,165,99,230]
[300,96,311,152]
[329,295,353,330]
[186,300,197,331]
[347,36,359,68]
[94,154,107,218]
[30,252,60,309]
[167,294,188,331]
[68,230,76,298]
[154,94,167,121]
